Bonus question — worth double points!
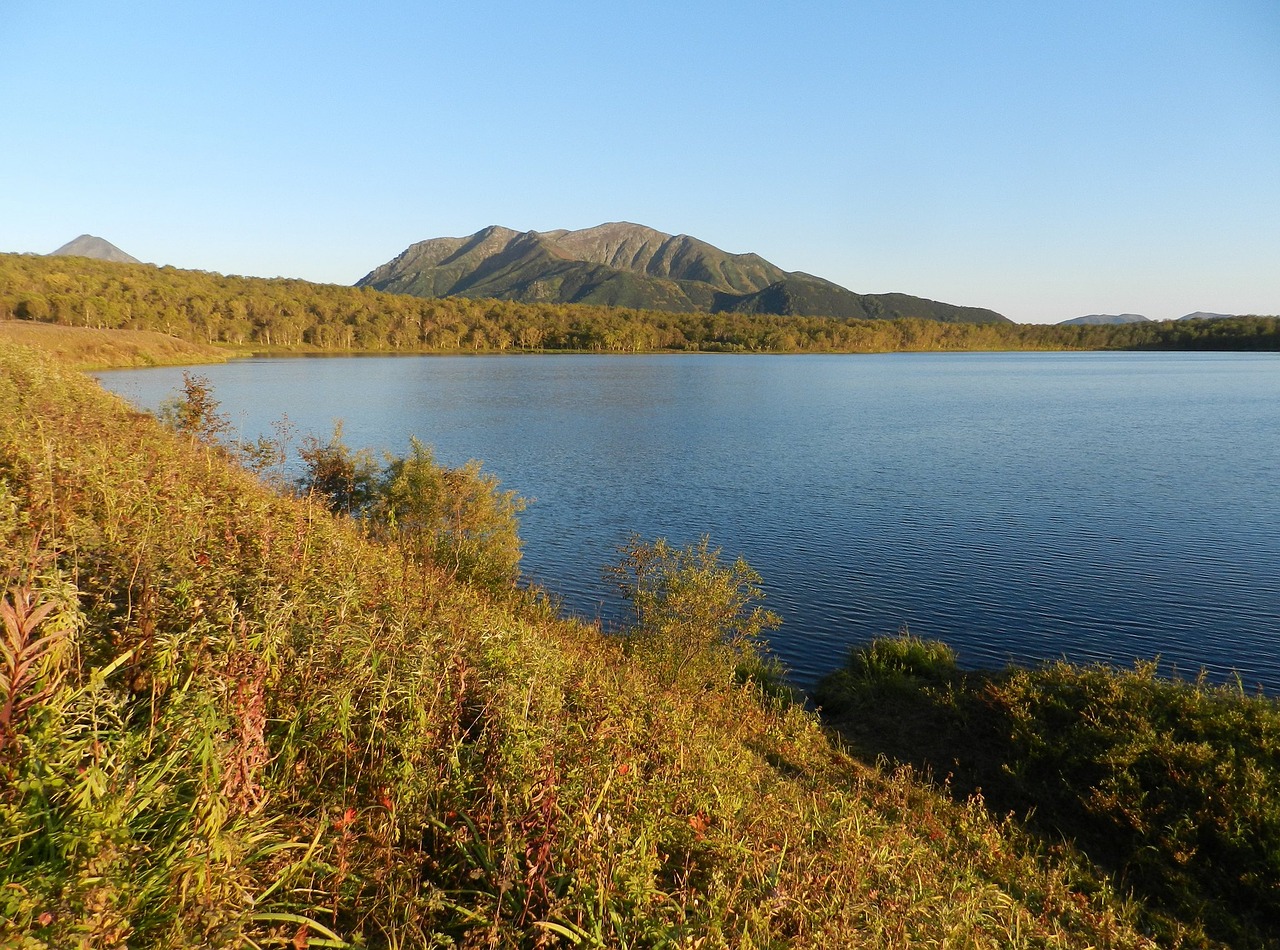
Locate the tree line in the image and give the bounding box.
[3,252,1276,353]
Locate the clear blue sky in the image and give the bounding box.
[2,0,1277,323]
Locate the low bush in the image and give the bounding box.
[607,535,780,688]
[818,637,1280,947]
[844,629,958,682]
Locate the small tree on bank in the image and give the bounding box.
[159,372,231,446]
[372,438,525,592]
[298,427,525,592]
[609,536,780,687]
[297,421,379,516]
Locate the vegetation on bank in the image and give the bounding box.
[3,251,1277,354]
[1,343,1170,948]
[0,319,229,369]
[816,634,1280,948]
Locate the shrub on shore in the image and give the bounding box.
[817,633,1280,947]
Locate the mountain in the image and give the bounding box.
[49,234,141,264]
[1178,311,1233,321]
[1057,313,1150,326]
[358,223,1009,324]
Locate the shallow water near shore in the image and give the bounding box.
[98,350,1280,690]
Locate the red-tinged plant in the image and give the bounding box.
[220,650,269,816]
[0,580,67,761]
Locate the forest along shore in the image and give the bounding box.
[3,251,1278,354]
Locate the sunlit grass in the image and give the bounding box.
[1,343,1166,947]
[0,320,230,369]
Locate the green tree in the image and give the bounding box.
[158,372,232,446]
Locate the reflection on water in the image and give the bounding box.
[98,351,1280,689]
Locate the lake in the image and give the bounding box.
[96,351,1280,690]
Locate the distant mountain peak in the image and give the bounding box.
[49,234,141,265]
[1179,311,1233,321]
[1058,313,1150,326]
[357,223,1008,324]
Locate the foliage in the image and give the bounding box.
[3,251,1276,355]
[158,371,233,446]
[0,319,227,369]
[158,373,295,487]
[372,437,526,592]
[233,415,295,482]
[840,628,958,684]
[0,552,78,764]
[296,421,380,516]
[296,428,526,591]
[609,536,781,687]
[154,375,523,589]
[817,637,1280,948]
[0,341,1169,947]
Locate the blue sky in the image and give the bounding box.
[2,0,1277,323]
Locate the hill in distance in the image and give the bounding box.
[1179,311,1234,321]
[358,222,1010,324]
[1058,313,1151,326]
[49,234,142,265]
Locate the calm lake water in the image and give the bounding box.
[97,352,1280,690]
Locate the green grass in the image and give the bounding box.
[0,343,1171,947]
[817,633,1280,948]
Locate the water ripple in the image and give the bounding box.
[97,351,1280,693]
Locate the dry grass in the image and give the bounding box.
[0,320,231,369]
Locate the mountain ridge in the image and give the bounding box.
[358,223,1010,324]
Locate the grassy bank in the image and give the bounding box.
[0,320,230,369]
[816,635,1280,948]
[0,344,1162,947]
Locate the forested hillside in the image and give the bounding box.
[2,252,1277,354]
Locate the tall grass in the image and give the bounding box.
[1,343,1160,947]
